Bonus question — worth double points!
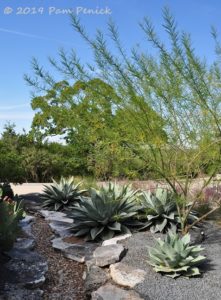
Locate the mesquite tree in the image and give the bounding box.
[25,8,221,233]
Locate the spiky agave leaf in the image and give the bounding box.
[138,188,198,233]
[41,177,87,211]
[0,199,25,251]
[70,184,141,241]
[137,188,179,233]
[148,230,206,278]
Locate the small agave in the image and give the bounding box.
[41,177,87,211]
[138,188,198,233]
[138,188,179,233]
[148,230,206,278]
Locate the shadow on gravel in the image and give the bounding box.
[21,193,42,203]
[203,228,221,245]
[20,193,43,212]
[200,258,216,273]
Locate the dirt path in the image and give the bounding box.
[32,216,85,300]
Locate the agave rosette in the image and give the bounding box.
[41,177,87,211]
[138,188,179,233]
[148,230,206,278]
[70,183,141,241]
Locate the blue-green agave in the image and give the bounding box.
[70,183,141,241]
[148,230,206,278]
[138,188,198,233]
[41,177,87,211]
[138,188,180,233]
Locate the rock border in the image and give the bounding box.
[39,209,146,299]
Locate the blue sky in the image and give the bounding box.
[0,0,221,134]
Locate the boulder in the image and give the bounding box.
[93,244,126,267]
[91,283,144,300]
[110,262,146,288]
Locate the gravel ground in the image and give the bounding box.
[120,224,221,300]
[32,216,85,300]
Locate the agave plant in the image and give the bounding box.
[148,230,206,278]
[41,177,87,211]
[138,188,180,233]
[100,182,139,202]
[70,183,141,241]
[0,199,25,251]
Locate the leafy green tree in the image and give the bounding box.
[29,77,165,179]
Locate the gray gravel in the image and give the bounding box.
[120,224,221,300]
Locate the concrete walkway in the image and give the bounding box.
[11,183,50,195]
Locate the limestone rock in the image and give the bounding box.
[14,237,36,251]
[6,251,48,289]
[102,234,132,246]
[84,265,110,296]
[93,244,126,267]
[64,243,98,263]
[19,215,35,237]
[39,210,73,223]
[110,262,146,288]
[49,221,72,238]
[52,237,71,251]
[1,284,43,300]
[91,283,144,300]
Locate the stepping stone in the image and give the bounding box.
[93,244,126,267]
[49,221,72,238]
[64,243,99,263]
[102,234,132,246]
[6,250,48,289]
[20,215,35,237]
[110,262,146,288]
[39,210,73,223]
[14,238,36,251]
[1,284,43,300]
[52,237,72,251]
[91,283,144,300]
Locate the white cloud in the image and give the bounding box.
[0,27,74,45]
[0,113,34,120]
[0,103,30,110]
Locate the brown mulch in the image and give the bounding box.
[63,236,85,245]
[32,216,85,300]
